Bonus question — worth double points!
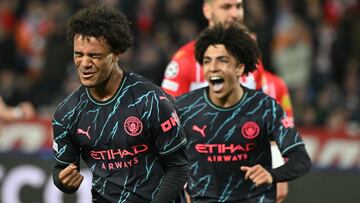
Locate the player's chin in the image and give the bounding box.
[80,78,97,88]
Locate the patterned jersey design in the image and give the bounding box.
[175,87,303,202]
[52,72,186,202]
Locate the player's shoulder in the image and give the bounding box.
[53,85,85,118]
[243,86,277,106]
[175,87,204,105]
[127,72,159,88]
[127,72,170,96]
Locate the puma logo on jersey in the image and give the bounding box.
[159,96,168,101]
[281,117,294,128]
[77,126,91,139]
[192,125,207,137]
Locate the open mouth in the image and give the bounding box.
[81,71,96,79]
[209,76,224,92]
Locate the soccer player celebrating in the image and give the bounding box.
[175,24,311,202]
[52,6,189,203]
[162,1,293,201]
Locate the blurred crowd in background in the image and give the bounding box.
[0,0,359,134]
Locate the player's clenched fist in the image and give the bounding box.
[240,164,273,187]
[59,163,84,189]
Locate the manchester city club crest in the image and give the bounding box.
[124,116,143,136]
[241,121,260,139]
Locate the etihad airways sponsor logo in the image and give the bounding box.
[195,143,256,162]
[90,144,149,160]
[101,157,139,171]
[196,143,256,153]
[3,120,359,170]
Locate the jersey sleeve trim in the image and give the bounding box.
[281,142,305,155]
[159,138,187,156]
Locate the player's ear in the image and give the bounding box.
[203,3,211,21]
[112,54,120,64]
[236,63,245,77]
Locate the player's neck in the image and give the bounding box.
[210,85,244,108]
[89,67,123,101]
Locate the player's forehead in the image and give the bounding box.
[204,44,232,59]
[212,0,243,7]
[73,35,111,52]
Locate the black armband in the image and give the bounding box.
[269,146,312,182]
[153,148,189,203]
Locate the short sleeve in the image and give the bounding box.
[148,93,187,156]
[267,99,305,156]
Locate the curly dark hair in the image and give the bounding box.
[66,5,133,54]
[195,23,260,75]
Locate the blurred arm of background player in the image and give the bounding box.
[0,95,36,122]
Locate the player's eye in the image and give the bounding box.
[219,58,228,64]
[221,4,232,10]
[90,54,102,59]
[236,3,243,9]
[203,59,210,65]
[74,53,82,58]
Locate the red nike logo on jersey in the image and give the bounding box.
[77,126,91,139]
[192,125,207,137]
